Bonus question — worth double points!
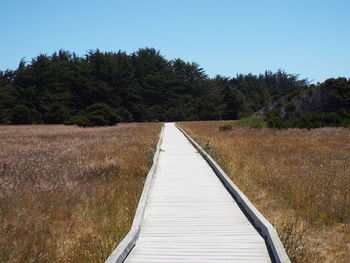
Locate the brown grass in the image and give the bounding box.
[179,121,350,263]
[0,123,161,262]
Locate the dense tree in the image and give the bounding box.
[10,104,33,124]
[0,48,315,126]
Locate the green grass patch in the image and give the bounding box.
[219,114,267,131]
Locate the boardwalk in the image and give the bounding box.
[123,123,271,263]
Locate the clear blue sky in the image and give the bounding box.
[1,0,349,83]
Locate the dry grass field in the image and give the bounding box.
[0,123,161,263]
[179,121,350,263]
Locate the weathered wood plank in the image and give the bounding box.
[122,123,274,263]
[177,123,291,263]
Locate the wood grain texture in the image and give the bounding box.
[123,123,272,263]
[177,124,291,263]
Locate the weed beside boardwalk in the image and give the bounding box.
[0,123,161,262]
[180,121,350,263]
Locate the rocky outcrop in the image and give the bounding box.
[260,83,333,120]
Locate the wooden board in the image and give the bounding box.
[124,123,271,263]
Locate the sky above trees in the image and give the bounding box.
[1,0,349,83]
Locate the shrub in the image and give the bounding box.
[292,112,342,128]
[65,104,122,127]
[10,104,33,124]
[265,111,350,129]
[265,110,289,129]
[43,103,70,124]
[203,140,215,156]
[219,123,232,131]
[116,107,134,122]
[64,115,91,127]
[86,103,121,126]
[220,114,266,131]
[250,122,263,129]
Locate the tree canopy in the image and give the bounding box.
[0,48,311,126]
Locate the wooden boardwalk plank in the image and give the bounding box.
[124,123,271,263]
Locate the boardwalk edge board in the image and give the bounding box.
[176,123,291,263]
[105,125,164,263]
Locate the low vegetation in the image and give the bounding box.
[180,121,350,263]
[0,123,161,262]
[219,114,266,130]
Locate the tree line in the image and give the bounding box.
[0,48,310,126]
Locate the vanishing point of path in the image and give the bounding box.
[124,123,271,263]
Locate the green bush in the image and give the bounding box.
[65,104,122,127]
[265,110,289,129]
[219,124,232,131]
[86,103,120,126]
[291,112,343,129]
[265,110,350,129]
[10,104,33,124]
[44,103,70,124]
[250,122,263,129]
[219,114,266,131]
[64,115,91,127]
[116,108,133,122]
[203,140,214,156]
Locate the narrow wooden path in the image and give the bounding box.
[123,123,271,263]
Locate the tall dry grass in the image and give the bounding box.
[0,123,161,262]
[180,121,350,263]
